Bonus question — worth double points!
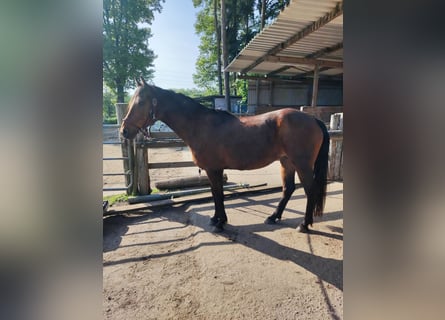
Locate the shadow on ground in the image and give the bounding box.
[103,189,343,291]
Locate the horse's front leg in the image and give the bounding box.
[206,169,227,232]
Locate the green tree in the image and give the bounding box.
[235,78,248,103]
[193,0,220,95]
[103,85,117,120]
[194,0,268,95]
[103,0,164,102]
[172,88,207,98]
[257,0,289,29]
[103,85,134,123]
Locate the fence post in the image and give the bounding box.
[136,132,151,195]
[115,103,133,195]
[328,131,343,181]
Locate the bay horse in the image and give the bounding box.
[120,78,330,233]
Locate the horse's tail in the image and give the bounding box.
[313,119,330,217]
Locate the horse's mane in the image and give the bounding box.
[154,86,236,120]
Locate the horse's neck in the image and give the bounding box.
[157,95,205,146]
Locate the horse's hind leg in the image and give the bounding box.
[265,157,296,224]
[206,169,227,232]
[294,162,316,233]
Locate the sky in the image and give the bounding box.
[149,1,201,89]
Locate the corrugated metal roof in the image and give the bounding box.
[226,0,343,78]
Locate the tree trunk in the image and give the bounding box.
[214,0,223,95]
[245,10,249,46]
[116,83,125,103]
[261,0,266,30]
[221,0,230,111]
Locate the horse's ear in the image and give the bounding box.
[135,78,141,86]
[140,77,148,86]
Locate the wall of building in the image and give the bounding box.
[247,79,343,114]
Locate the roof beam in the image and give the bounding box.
[265,55,343,68]
[277,43,343,77]
[267,65,308,76]
[238,74,306,83]
[306,42,343,59]
[237,74,342,84]
[299,66,331,78]
[240,2,343,74]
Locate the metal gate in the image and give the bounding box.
[103,141,133,192]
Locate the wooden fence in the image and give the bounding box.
[115,103,198,196]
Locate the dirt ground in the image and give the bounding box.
[103,144,343,319]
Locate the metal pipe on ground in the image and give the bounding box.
[128,183,250,204]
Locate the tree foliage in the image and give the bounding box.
[257,0,290,29]
[172,87,207,98]
[103,85,117,120]
[103,84,133,123]
[193,1,220,95]
[103,0,164,102]
[193,0,288,99]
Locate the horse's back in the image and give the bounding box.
[274,108,325,165]
[240,107,313,124]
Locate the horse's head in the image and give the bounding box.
[120,78,158,139]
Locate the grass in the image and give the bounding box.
[103,188,160,206]
[103,117,117,124]
[103,193,128,206]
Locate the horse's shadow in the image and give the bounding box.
[186,203,343,291]
[103,191,343,291]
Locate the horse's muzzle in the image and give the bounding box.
[120,124,138,140]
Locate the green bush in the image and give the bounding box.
[103,117,117,124]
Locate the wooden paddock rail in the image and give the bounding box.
[116,103,201,195]
[134,132,198,195]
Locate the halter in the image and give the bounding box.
[138,98,158,139]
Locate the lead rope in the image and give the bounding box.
[138,126,151,139]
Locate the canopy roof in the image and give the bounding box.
[226,0,343,79]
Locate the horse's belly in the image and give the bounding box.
[229,158,276,170]
[192,138,284,171]
[192,149,280,171]
[226,148,282,170]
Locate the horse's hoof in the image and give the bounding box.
[212,225,224,233]
[297,223,310,233]
[264,217,276,224]
[209,217,218,226]
[265,216,281,224]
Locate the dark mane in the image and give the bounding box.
[153,86,202,109]
[154,86,237,120]
[214,109,234,117]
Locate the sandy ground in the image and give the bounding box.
[103,144,343,319]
